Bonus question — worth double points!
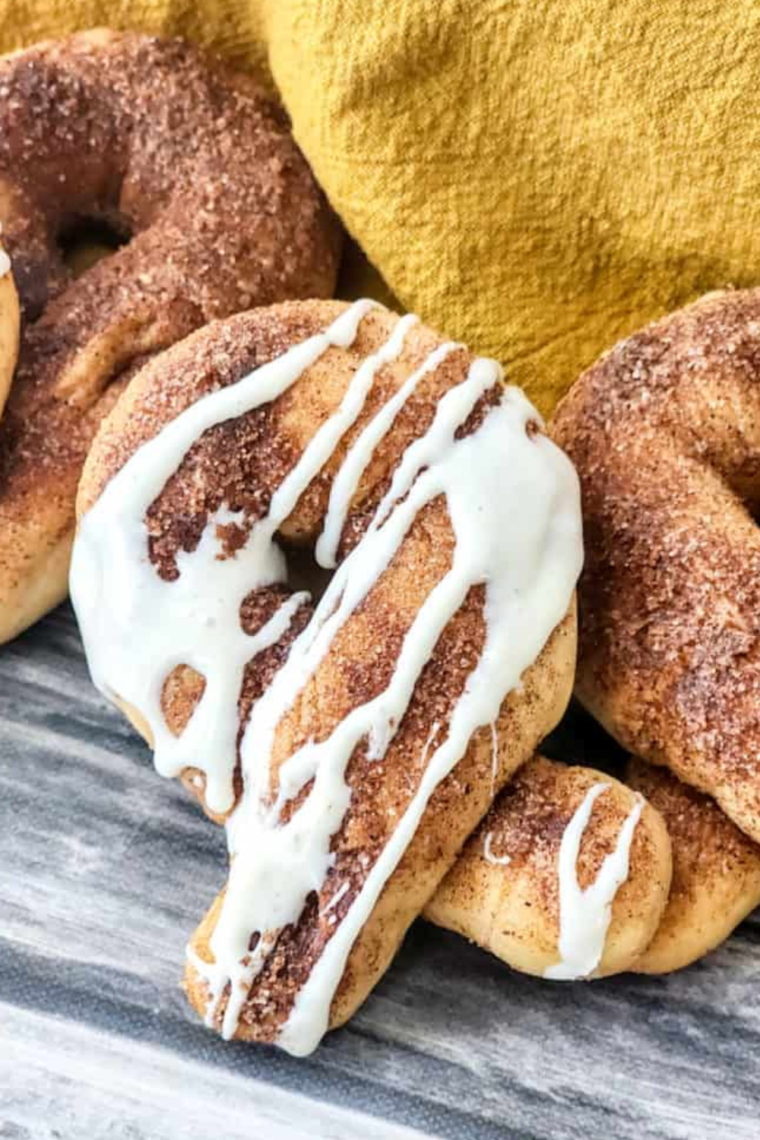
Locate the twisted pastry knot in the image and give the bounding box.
[65,293,760,1050]
[0,30,340,645]
[553,288,760,848]
[73,299,582,1053]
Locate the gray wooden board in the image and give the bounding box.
[1,604,758,1139]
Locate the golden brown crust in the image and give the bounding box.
[186,612,576,1039]
[0,244,18,421]
[0,30,341,643]
[552,288,760,844]
[79,299,577,1044]
[425,755,672,978]
[79,300,497,820]
[627,758,760,973]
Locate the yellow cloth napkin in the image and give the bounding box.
[3,0,760,415]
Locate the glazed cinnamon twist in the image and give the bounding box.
[72,299,582,1052]
[0,30,340,644]
[73,292,760,1026]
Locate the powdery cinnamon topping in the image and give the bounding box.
[627,758,760,902]
[72,299,582,1053]
[473,757,649,906]
[0,30,340,640]
[553,288,760,844]
[423,754,669,981]
[81,302,476,794]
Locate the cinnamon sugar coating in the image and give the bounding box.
[553,288,760,845]
[425,754,671,977]
[628,758,760,973]
[79,299,577,1044]
[0,30,341,643]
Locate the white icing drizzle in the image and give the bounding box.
[316,317,458,569]
[0,248,11,279]
[321,882,350,916]
[71,299,377,814]
[544,785,645,981]
[70,298,583,1055]
[483,831,511,866]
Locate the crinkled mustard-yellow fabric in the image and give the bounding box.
[2,0,760,414]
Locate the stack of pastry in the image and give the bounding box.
[2,29,760,1057]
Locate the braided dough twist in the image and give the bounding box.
[74,295,760,1037]
[628,759,760,973]
[73,300,581,1052]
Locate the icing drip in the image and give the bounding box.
[544,785,644,981]
[225,372,580,1053]
[321,882,350,916]
[71,299,583,1055]
[72,299,382,814]
[316,318,458,568]
[483,831,511,866]
[0,248,10,279]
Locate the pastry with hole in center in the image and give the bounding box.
[0,29,341,644]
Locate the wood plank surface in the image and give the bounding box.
[1,605,758,1139]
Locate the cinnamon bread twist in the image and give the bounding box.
[73,299,581,1052]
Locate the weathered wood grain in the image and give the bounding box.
[2,1003,434,1140]
[1,605,759,1139]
